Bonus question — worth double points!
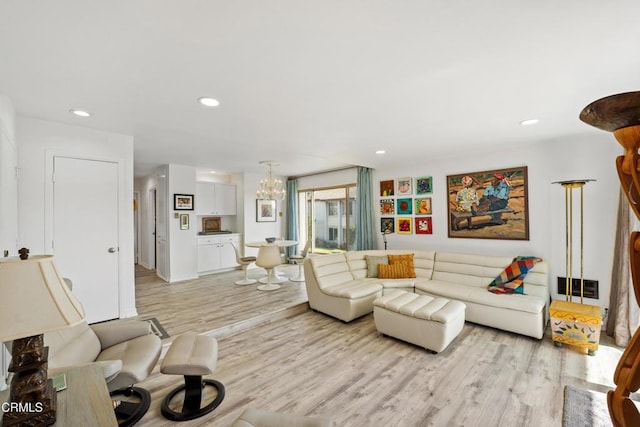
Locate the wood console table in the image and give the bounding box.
[1,364,117,426]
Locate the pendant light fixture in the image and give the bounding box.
[256,161,286,200]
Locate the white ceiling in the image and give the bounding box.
[1,1,639,177]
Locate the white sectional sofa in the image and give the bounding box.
[304,250,550,339]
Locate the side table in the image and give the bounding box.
[1,364,117,426]
[550,299,602,356]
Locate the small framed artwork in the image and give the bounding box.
[397,217,412,234]
[397,198,413,214]
[416,177,433,194]
[180,214,189,230]
[381,217,395,234]
[380,180,395,196]
[415,217,433,234]
[396,177,413,195]
[415,197,432,215]
[380,199,395,215]
[256,199,277,222]
[174,194,194,211]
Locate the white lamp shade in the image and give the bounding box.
[255,245,282,269]
[0,255,85,342]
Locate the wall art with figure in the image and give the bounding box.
[447,166,529,240]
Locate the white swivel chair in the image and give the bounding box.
[255,244,283,291]
[289,240,311,282]
[258,237,287,284]
[232,242,257,285]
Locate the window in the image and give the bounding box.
[297,184,356,253]
[328,202,338,216]
[329,227,338,241]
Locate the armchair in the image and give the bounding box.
[43,319,161,426]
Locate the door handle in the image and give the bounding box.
[108,247,117,253]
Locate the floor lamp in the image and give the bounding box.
[549,180,602,356]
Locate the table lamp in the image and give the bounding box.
[0,249,85,426]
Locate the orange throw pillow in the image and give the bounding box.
[387,254,416,278]
[377,263,409,279]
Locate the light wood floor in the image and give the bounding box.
[131,265,624,427]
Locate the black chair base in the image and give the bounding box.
[110,386,151,427]
[161,375,225,421]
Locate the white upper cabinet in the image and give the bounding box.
[196,182,237,215]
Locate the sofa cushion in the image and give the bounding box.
[323,279,382,299]
[378,263,409,279]
[365,255,389,278]
[415,280,545,314]
[377,278,417,289]
[388,254,416,278]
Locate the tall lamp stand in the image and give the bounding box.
[549,180,602,356]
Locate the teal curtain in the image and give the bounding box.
[285,178,299,258]
[355,167,376,250]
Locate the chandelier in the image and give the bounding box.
[256,160,286,200]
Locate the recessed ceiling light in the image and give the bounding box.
[376,150,386,154]
[69,109,91,117]
[520,119,539,126]
[198,97,220,107]
[209,170,216,174]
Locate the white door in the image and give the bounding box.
[53,156,119,323]
[0,131,17,256]
[155,175,168,280]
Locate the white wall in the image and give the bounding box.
[242,171,287,258]
[372,134,621,309]
[16,116,137,318]
[167,164,198,282]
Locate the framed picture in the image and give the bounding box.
[446,166,529,240]
[415,197,432,215]
[256,199,277,222]
[396,177,413,195]
[174,194,194,211]
[397,198,413,214]
[381,217,395,234]
[416,176,433,194]
[180,214,189,230]
[380,180,395,196]
[380,199,395,215]
[415,217,433,235]
[202,216,221,233]
[397,217,412,234]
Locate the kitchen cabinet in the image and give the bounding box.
[196,182,237,215]
[197,234,240,274]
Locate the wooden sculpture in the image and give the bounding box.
[580,91,640,427]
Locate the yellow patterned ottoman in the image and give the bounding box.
[550,300,602,356]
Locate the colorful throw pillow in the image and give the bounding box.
[488,256,542,294]
[365,255,389,278]
[377,263,409,279]
[387,254,416,278]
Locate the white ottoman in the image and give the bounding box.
[373,290,466,353]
